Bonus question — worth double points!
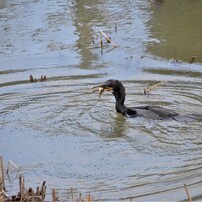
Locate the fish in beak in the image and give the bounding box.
[92,83,113,98]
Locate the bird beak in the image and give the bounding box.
[92,84,113,98]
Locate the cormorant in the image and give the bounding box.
[93,79,180,119]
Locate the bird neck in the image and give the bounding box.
[116,101,126,114]
[113,90,127,114]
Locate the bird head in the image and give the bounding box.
[92,79,125,98]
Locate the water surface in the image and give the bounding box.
[0,0,202,201]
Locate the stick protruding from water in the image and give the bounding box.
[184,184,193,202]
[99,30,119,47]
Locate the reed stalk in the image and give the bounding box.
[99,30,119,47]
[19,175,25,202]
[6,160,20,176]
[99,31,103,48]
[144,81,165,94]
[52,189,56,202]
[184,184,192,202]
[71,188,74,202]
[0,157,5,191]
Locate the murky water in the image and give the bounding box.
[0,0,202,201]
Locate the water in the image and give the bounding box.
[0,0,202,201]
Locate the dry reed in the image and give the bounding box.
[99,30,119,47]
[144,81,166,94]
[184,184,193,202]
[0,157,198,202]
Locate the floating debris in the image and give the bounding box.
[114,23,118,33]
[29,74,34,82]
[0,174,46,202]
[69,189,94,202]
[52,189,59,202]
[29,75,37,82]
[190,53,197,63]
[106,36,111,43]
[169,58,182,63]
[0,157,197,202]
[184,184,193,202]
[30,75,47,82]
[99,31,103,48]
[99,30,119,47]
[40,75,44,82]
[169,53,198,64]
[1,157,46,202]
[6,160,21,181]
[144,81,166,94]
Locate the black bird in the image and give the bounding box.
[93,79,180,120]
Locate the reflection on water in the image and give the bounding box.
[0,0,202,201]
[72,0,100,69]
[148,0,202,62]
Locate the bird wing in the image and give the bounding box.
[130,106,178,119]
[147,106,178,118]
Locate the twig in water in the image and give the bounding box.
[40,181,46,200]
[184,184,192,202]
[79,193,82,202]
[71,188,74,202]
[7,160,20,175]
[144,81,165,94]
[114,23,118,33]
[19,174,25,202]
[86,193,91,202]
[99,31,103,48]
[0,157,5,191]
[190,53,197,63]
[30,74,34,82]
[52,189,56,202]
[100,30,119,47]
[0,188,8,198]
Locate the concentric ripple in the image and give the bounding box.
[0,0,202,201]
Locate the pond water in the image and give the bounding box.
[0,0,202,201]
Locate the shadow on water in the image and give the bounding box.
[0,0,202,201]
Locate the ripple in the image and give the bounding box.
[1,0,202,201]
[0,72,202,201]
